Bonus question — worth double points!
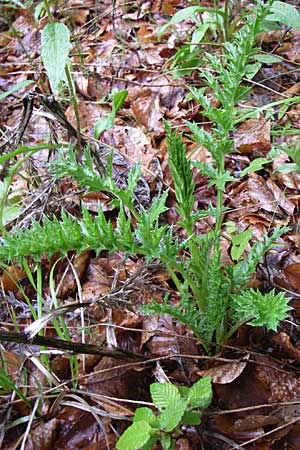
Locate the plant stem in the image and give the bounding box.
[65,65,82,150]
[43,0,54,23]
[223,0,230,41]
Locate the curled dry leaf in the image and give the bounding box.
[197,354,249,384]
[142,314,180,356]
[56,250,92,299]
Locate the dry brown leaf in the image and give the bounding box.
[234,118,271,155]
[56,250,92,299]
[64,1,89,25]
[247,173,294,215]
[197,355,249,384]
[24,419,58,450]
[283,263,300,291]
[229,415,279,433]
[271,332,300,360]
[131,91,164,131]
[256,357,300,402]
[1,264,26,292]
[143,314,180,357]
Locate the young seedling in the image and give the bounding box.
[116,377,212,450]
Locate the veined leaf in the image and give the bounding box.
[188,376,212,409]
[150,382,180,411]
[134,407,157,426]
[158,398,187,432]
[116,421,152,450]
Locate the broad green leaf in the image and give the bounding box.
[41,22,70,92]
[253,53,282,64]
[231,230,253,261]
[116,421,152,450]
[134,407,157,426]
[245,62,261,79]
[182,410,202,426]
[276,162,299,174]
[191,23,210,44]
[178,385,190,399]
[268,1,300,29]
[0,80,34,101]
[150,382,180,411]
[188,377,212,409]
[240,157,269,177]
[2,205,20,225]
[160,434,172,450]
[158,398,187,432]
[93,90,127,139]
[142,435,159,450]
[93,115,114,139]
[112,89,128,112]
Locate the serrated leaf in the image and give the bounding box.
[150,382,180,411]
[41,22,70,92]
[188,377,212,409]
[134,407,157,426]
[116,421,152,450]
[158,398,187,432]
[232,289,292,332]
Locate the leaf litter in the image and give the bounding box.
[2,1,300,449]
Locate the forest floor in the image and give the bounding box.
[2,1,300,449]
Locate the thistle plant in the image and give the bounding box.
[0,0,291,353]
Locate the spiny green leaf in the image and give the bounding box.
[232,289,291,331]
